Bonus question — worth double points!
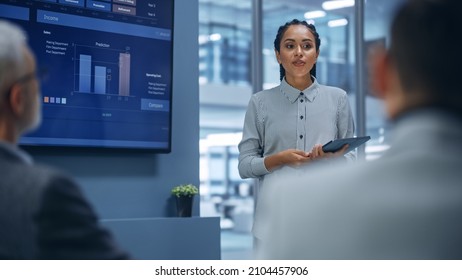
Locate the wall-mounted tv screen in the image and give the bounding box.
[0,0,174,152]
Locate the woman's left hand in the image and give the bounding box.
[309,144,348,160]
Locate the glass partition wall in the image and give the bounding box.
[364,0,404,159]
[199,0,404,259]
[199,0,255,260]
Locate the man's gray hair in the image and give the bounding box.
[0,20,28,100]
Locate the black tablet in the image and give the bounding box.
[322,136,371,154]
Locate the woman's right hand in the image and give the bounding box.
[264,149,311,171]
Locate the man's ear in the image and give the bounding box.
[8,84,25,116]
[369,48,390,100]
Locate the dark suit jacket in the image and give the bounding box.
[0,144,129,259]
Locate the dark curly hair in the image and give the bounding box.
[274,19,321,81]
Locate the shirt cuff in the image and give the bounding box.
[251,157,270,176]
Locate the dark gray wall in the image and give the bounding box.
[27,0,200,220]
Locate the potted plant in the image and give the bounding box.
[171,184,199,217]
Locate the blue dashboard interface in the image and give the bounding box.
[0,0,174,151]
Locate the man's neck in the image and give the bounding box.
[0,121,19,145]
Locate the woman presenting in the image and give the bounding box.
[238,19,355,247]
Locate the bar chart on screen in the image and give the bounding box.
[73,43,132,97]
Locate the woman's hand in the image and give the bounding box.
[309,144,349,160]
[264,149,311,171]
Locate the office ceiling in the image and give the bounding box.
[199,0,399,29]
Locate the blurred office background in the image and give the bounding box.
[197,0,404,259]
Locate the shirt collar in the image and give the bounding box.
[281,76,319,103]
[0,141,34,165]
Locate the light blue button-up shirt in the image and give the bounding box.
[238,77,355,180]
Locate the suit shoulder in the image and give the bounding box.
[25,163,75,184]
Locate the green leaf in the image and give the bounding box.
[171,184,199,197]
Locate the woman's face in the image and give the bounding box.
[276,24,319,84]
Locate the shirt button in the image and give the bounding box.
[300,99,304,103]
[300,92,304,95]
[300,115,304,119]
[299,135,303,139]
